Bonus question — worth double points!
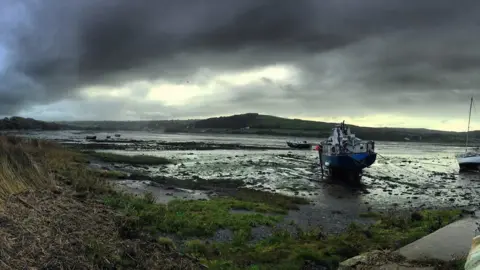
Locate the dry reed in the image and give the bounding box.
[0,136,201,269]
[0,136,54,203]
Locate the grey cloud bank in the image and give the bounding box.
[1,0,480,122]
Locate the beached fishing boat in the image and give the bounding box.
[286,140,311,149]
[456,97,480,171]
[317,121,376,183]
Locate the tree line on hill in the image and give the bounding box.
[0,117,63,130]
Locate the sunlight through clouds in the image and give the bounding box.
[147,64,300,106]
[82,86,132,99]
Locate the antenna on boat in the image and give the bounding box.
[466,97,474,151]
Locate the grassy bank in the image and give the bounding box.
[0,136,466,269]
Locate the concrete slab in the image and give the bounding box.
[396,217,478,261]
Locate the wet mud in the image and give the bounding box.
[112,179,210,204]
[63,140,288,151]
[21,130,480,234]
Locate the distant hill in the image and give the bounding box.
[61,119,196,131]
[185,113,473,143]
[0,117,64,131]
[193,113,333,130]
[58,113,477,144]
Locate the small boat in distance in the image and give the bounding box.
[114,134,121,138]
[286,140,311,149]
[456,97,480,171]
[85,135,97,141]
[318,121,376,183]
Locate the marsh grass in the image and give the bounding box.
[104,192,284,237]
[227,188,310,211]
[0,135,111,198]
[179,209,463,269]
[102,188,461,269]
[0,136,54,203]
[157,237,176,251]
[91,169,128,179]
[50,153,110,193]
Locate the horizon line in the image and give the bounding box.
[19,113,472,133]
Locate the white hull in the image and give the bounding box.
[457,155,480,165]
[457,154,480,171]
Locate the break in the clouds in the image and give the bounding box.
[2,0,480,130]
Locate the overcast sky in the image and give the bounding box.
[1,0,480,131]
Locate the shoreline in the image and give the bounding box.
[4,128,474,146]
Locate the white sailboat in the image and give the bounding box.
[456,97,480,171]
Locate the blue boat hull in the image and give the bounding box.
[322,152,377,171]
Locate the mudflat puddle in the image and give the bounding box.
[113,179,210,204]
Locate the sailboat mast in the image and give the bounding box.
[466,97,473,150]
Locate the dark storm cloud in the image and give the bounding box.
[2,0,480,117]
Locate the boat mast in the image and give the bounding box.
[466,97,473,150]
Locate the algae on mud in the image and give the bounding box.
[103,193,285,237]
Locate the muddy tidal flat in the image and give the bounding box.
[17,130,480,232]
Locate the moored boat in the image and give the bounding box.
[457,97,480,171]
[318,121,376,183]
[286,140,311,149]
[457,151,480,171]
